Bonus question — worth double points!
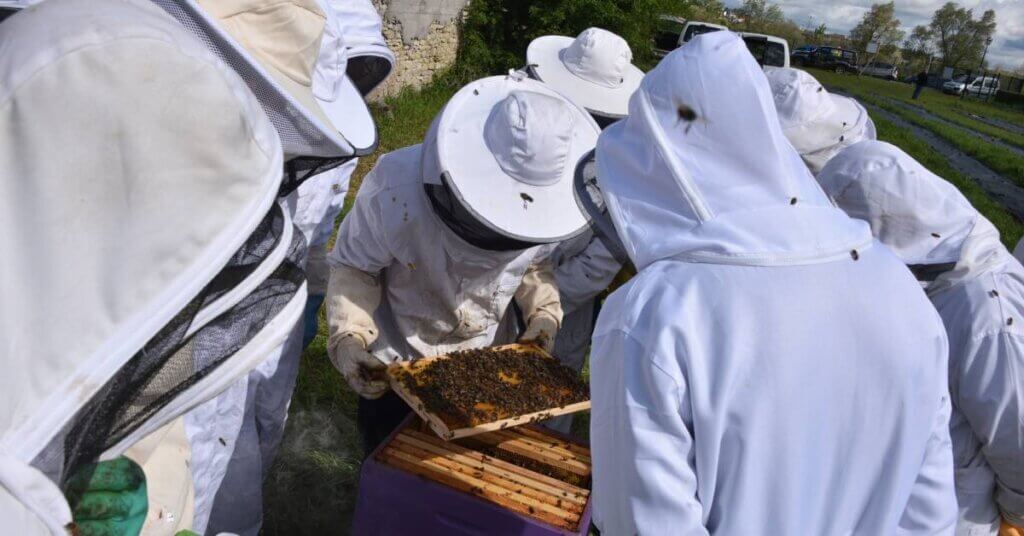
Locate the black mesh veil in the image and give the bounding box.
[34,203,307,490]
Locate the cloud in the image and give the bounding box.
[724,0,1024,69]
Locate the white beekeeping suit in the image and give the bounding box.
[0,0,302,533]
[765,67,876,175]
[589,32,957,535]
[819,140,1024,536]
[326,74,601,452]
[300,0,396,347]
[1013,238,1024,265]
[150,0,378,533]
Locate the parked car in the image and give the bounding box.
[738,32,790,68]
[653,15,727,57]
[966,76,999,96]
[790,45,817,63]
[942,75,969,94]
[793,46,858,73]
[862,61,898,80]
[941,75,997,96]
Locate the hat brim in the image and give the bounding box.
[526,35,643,118]
[156,0,376,157]
[435,76,599,243]
[783,93,866,155]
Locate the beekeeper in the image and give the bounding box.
[521,27,641,432]
[152,0,377,533]
[300,0,396,348]
[0,1,303,534]
[819,140,1024,536]
[327,73,601,452]
[765,67,876,175]
[588,32,957,534]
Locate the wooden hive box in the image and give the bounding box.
[352,415,592,535]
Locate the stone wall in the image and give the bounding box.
[368,0,470,100]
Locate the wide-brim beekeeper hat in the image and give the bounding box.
[422,74,601,246]
[152,0,378,162]
[0,0,306,528]
[765,67,873,169]
[330,0,395,95]
[527,27,644,119]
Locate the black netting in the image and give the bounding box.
[280,155,354,197]
[0,7,19,23]
[37,203,307,490]
[347,56,392,96]
[424,174,538,252]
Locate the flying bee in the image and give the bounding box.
[676,103,700,134]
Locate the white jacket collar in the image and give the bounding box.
[595,32,871,270]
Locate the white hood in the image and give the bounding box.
[764,67,876,175]
[0,0,291,477]
[596,32,871,271]
[818,140,1008,295]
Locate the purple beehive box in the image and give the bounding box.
[351,416,592,536]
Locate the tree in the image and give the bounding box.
[903,25,934,56]
[735,0,785,34]
[848,2,904,62]
[809,23,828,45]
[928,2,997,70]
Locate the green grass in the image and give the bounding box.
[807,69,1024,192]
[808,69,1024,149]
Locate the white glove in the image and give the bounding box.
[519,313,559,354]
[328,334,389,399]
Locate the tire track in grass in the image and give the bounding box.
[880,97,1024,156]
[961,111,1024,137]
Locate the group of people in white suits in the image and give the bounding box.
[0,0,1020,534]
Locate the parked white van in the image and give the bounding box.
[737,32,790,68]
[653,16,727,57]
[943,75,998,96]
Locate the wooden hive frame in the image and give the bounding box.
[376,419,592,532]
[386,344,591,440]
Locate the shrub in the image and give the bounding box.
[454,0,722,79]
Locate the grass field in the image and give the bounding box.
[809,69,1024,191]
[261,65,1024,535]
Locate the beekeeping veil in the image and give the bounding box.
[818,140,1006,295]
[0,0,306,526]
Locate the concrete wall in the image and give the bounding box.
[369,0,471,99]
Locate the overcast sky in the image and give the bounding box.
[723,0,1024,69]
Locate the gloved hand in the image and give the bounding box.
[519,313,559,354]
[1001,518,1024,536]
[65,457,148,536]
[329,333,389,399]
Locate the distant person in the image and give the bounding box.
[765,67,876,175]
[914,70,929,100]
[820,140,1024,536]
[589,32,957,534]
[326,76,601,453]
